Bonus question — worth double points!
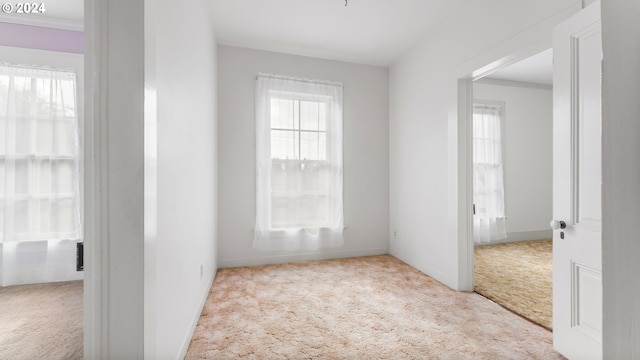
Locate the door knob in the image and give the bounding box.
[550,220,567,230]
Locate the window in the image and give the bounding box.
[271,95,330,228]
[473,102,507,243]
[0,46,83,286]
[254,74,343,251]
[0,65,80,242]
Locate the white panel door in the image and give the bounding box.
[552,2,602,359]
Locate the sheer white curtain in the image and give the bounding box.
[254,73,343,251]
[473,102,507,244]
[0,64,82,286]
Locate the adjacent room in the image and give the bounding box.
[0,18,85,360]
[3,0,634,359]
[470,49,554,330]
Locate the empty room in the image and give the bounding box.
[1,0,639,359]
[471,50,554,330]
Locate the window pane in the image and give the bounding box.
[300,162,330,194]
[271,161,300,193]
[14,159,29,194]
[0,75,8,114]
[0,160,4,193]
[319,133,327,161]
[293,100,300,130]
[16,117,33,154]
[271,130,298,160]
[270,160,331,228]
[51,160,75,194]
[50,198,77,233]
[34,159,51,194]
[319,103,328,131]
[35,118,53,154]
[35,76,52,116]
[299,195,329,227]
[271,194,330,228]
[300,131,319,160]
[0,200,4,236]
[300,101,319,130]
[473,139,487,163]
[53,120,76,155]
[60,79,77,117]
[271,98,294,129]
[36,198,50,233]
[13,76,33,116]
[13,199,32,234]
[271,195,297,228]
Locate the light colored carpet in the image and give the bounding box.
[474,239,553,329]
[186,255,562,359]
[0,280,83,360]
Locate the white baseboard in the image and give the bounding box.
[177,267,217,360]
[507,229,552,242]
[485,229,552,245]
[219,247,389,268]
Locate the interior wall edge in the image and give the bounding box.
[177,268,217,360]
[389,247,454,290]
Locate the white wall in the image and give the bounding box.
[217,45,389,267]
[144,0,218,359]
[473,80,553,242]
[389,0,581,289]
[602,1,640,357]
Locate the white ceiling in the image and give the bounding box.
[211,0,472,66]
[485,48,554,86]
[1,0,552,82]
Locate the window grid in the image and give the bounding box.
[472,102,505,218]
[0,65,80,242]
[269,97,330,228]
[270,98,328,161]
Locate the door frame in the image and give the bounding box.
[84,0,146,357]
[83,0,101,355]
[450,5,582,291]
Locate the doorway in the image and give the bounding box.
[0,10,85,359]
[470,49,554,329]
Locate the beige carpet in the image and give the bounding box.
[186,255,562,359]
[474,239,552,329]
[0,280,83,360]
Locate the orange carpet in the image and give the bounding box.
[187,255,561,359]
[474,239,553,329]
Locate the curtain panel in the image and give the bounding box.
[473,102,507,244]
[254,73,344,251]
[0,64,82,285]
